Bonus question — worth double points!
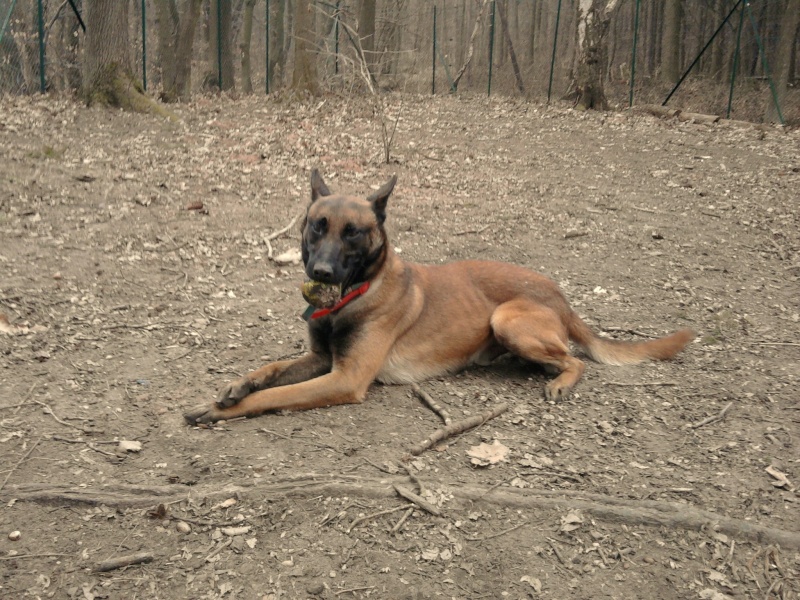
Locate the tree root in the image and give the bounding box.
[6,474,800,549]
[85,64,175,120]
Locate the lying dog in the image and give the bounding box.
[184,171,693,424]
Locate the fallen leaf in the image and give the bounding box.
[467,441,510,466]
[699,589,733,600]
[520,575,543,593]
[273,248,302,265]
[765,465,794,490]
[118,440,142,452]
[559,510,584,533]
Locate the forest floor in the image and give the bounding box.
[0,93,798,600]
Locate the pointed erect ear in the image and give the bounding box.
[310,169,331,202]
[367,175,397,224]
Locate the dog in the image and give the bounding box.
[184,170,694,424]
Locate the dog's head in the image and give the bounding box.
[301,169,397,288]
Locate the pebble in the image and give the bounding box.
[8,531,21,541]
[176,521,191,534]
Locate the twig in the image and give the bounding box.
[454,224,490,236]
[0,553,70,561]
[409,403,508,456]
[0,437,42,493]
[205,538,232,562]
[346,505,408,533]
[466,521,529,542]
[93,551,154,572]
[393,484,442,517]
[264,211,303,260]
[0,383,37,412]
[631,205,661,214]
[390,507,414,534]
[689,402,734,429]
[605,381,677,387]
[750,341,800,347]
[602,326,658,338]
[33,399,85,431]
[411,384,452,425]
[335,586,376,597]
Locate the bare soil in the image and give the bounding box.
[0,93,798,600]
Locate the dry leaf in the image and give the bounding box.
[559,510,584,533]
[273,248,302,265]
[467,441,509,466]
[765,465,794,490]
[118,440,142,452]
[521,575,543,593]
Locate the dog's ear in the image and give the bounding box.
[310,169,331,202]
[367,175,397,224]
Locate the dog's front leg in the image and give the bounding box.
[212,351,332,410]
[185,368,368,424]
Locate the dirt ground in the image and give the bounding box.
[0,93,798,600]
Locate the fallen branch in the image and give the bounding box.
[411,384,452,425]
[409,403,508,456]
[689,402,733,429]
[94,551,154,572]
[393,484,442,517]
[8,474,800,549]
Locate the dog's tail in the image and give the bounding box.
[567,313,694,366]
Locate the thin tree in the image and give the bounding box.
[496,0,525,94]
[568,0,621,110]
[764,0,799,123]
[358,0,377,77]
[291,0,320,95]
[661,0,681,83]
[240,0,258,93]
[155,0,203,102]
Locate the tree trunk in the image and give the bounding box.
[496,0,525,94]
[269,0,286,90]
[155,0,203,102]
[570,0,620,111]
[205,0,234,91]
[240,0,257,93]
[154,0,178,94]
[661,0,681,83]
[358,0,377,78]
[291,0,320,95]
[83,0,167,115]
[764,0,800,123]
[452,0,489,91]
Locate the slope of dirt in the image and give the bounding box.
[0,93,798,600]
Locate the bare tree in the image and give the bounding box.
[764,0,799,123]
[291,0,320,95]
[240,0,258,93]
[155,0,203,102]
[83,0,166,114]
[358,0,377,77]
[661,0,681,83]
[496,0,525,94]
[569,0,620,110]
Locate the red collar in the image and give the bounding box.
[309,281,371,320]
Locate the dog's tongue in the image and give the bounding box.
[301,280,341,309]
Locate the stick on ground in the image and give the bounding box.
[393,484,442,517]
[690,401,733,429]
[409,403,508,456]
[93,551,154,572]
[411,384,452,425]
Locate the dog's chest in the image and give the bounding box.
[376,349,435,384]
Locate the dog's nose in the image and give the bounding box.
[312,263,335,282]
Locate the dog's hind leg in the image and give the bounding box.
[490,300,585,401]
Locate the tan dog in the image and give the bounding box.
[184,171,694,424]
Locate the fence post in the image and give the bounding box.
[36,0,45,93]
[217,0,222,89]
[265,0,270,93]
[628,0,640,107]
[334,0,340,75]
[726,3,745,119]
[487,0,495,96]
[141,0,147,90]
[547,0,562,104]
[432,4,436,95]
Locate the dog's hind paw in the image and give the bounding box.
[184,404,224,425]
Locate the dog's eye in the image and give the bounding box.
[310,218,326,235]
[342,224,361,240]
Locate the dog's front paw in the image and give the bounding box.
[216,377,253,409]
[184,404,225,425]
[544,381,572,402]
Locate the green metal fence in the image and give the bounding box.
[0,0,795,124]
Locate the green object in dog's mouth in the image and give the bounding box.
[301,280,341,309]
